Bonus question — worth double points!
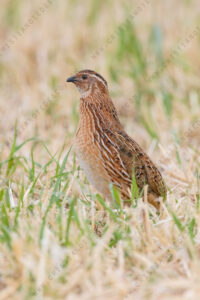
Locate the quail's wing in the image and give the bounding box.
[97,127,148,192]
[115,130,166,197]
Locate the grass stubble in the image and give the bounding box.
[0,0,200,299]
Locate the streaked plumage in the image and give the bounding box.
[66,70,166,208]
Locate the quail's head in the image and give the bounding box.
[66,69,108,98]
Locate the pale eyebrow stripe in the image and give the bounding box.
[82,73,107,88]
[79,70,107,87]
[92,73,107,86]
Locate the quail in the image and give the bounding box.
[66,70,166,208]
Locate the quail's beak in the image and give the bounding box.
[66,75,77,83]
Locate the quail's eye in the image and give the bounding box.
[82,74,87,80]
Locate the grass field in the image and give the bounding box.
[0,0,200,299]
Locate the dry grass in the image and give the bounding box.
[0,0,200,299]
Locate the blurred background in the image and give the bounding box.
[0,0,200,160]
[0,1,200,299]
